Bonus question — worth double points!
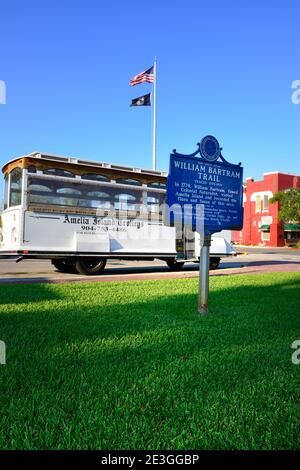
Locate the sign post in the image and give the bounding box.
[166,135,244,315]
[198,235,211,315]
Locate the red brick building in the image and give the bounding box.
[232,172,300,247]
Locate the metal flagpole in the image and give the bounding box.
[152,57,157,170]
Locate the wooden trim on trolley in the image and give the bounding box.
[3,155,168,185]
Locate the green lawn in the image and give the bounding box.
[0,273,299,450]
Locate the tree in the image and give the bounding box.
[270,188,300,222]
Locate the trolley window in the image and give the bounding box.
[27,166,37,174]
[9,168,22,207]
[147,192,165,214]
[148,181,166,189]
[3,174,9,210]
[28,177,115,210]
[116,178,142,186]
[57,187,82,195]
[81,173,110,182]
[43,168,75,178]
[147,196,160,213]
[86,191,111,209]
[115,193,139,211]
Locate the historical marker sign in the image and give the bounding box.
[166,136,243,235]
[166,136,244,315]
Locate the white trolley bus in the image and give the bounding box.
[0,152,235,275]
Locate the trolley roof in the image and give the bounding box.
[2,152,168,178]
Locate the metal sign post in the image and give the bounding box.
[198,235,211,315]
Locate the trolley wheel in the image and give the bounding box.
[75,257,107,275]
[52,258,77,274]
[166,259,185,271]
[209,257,220,270]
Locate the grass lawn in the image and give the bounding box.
[0,272,299,450]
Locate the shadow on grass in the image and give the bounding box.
[0,275,299,364]
[0,282,64,305]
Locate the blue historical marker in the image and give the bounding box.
[167,136,243,236]
[167,136,244,315]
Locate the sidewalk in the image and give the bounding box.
[236,244,299,250]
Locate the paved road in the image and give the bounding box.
[0,246,299,284]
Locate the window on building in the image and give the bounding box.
[261,231,270,242]
[9,168,22,207]
[255,195,261,212]
[263,195,269,211]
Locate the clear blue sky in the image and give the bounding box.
[0,0,299,191]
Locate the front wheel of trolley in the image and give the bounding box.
[166,259,185,271]
[75,257,107,275]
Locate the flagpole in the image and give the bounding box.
[152,57,157,170]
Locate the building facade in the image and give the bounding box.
[232,172,300,247]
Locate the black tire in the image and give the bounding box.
[75,257,107,275]
[209,257,220,270]
[166,259,185,271]
[52,258,77,274]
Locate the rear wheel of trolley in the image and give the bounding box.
[166,259,185,271]
[52,258,77,274]
[75,257,107,275]
[209,257,220,270]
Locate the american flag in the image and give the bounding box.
[129,66,154,86]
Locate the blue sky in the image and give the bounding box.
[0,0,299,191]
